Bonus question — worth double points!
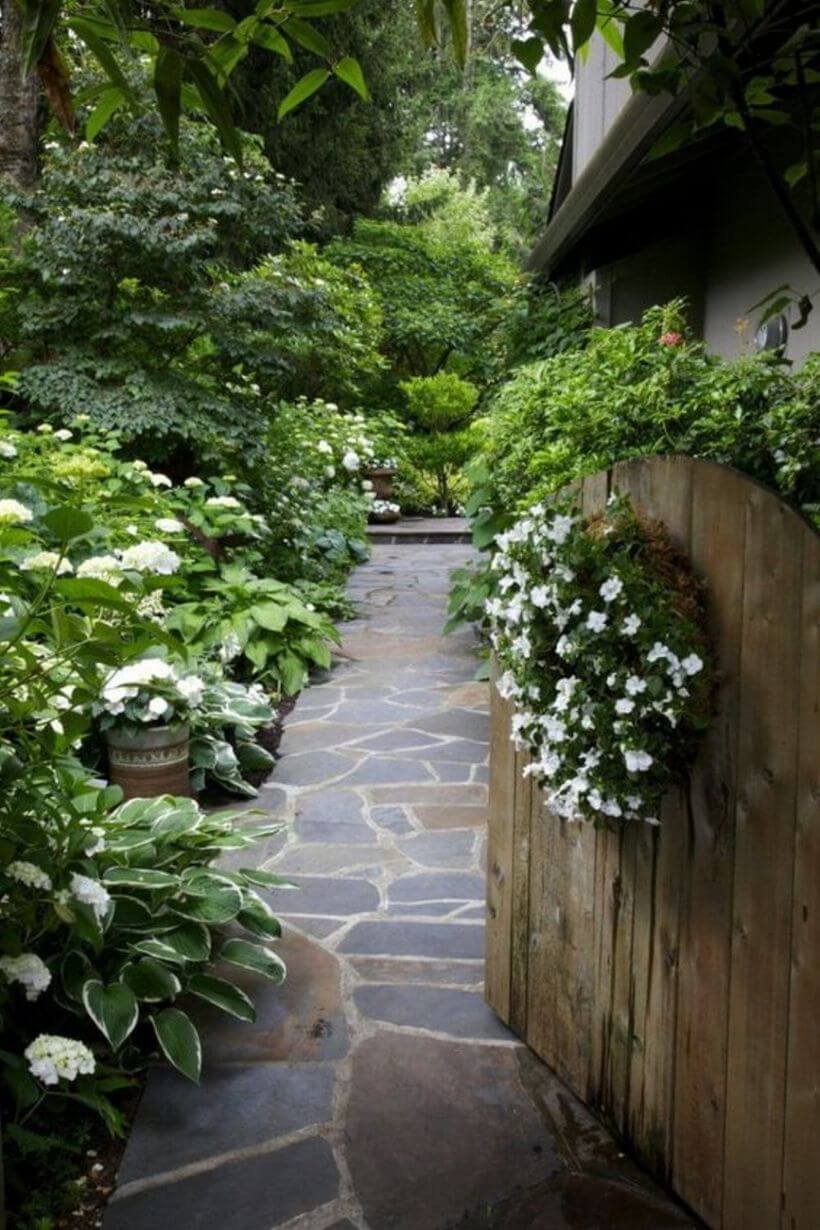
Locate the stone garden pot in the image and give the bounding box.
[370,509,401,524]
[365,467,397,500]
[106,723,190,800]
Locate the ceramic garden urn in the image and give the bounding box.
[106,723,191,800]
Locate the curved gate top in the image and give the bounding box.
[485,455,820,1230]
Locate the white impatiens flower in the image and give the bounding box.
[0,952,52,1001]
[70,872,111,921]
[0,440,18,458]
[615,698,635,715]
[625,675,647,696]
[154,517,185,534]
[21,551,73,575]
[147,695,171,720]
[621,614,642,636]
[599,576,624,603]
[77,555,122,584]
[0,499,33,524]
[25,1035,95,1085]
[120,541,181,575]
[681,653,704,676]
[6,861,52,891]
[176,675,205,707]
[530,585,550,609]
[623,749,654,773]
[342,450,360,473]
[585,610,608,633]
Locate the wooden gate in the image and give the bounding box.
[485,455,820,1230]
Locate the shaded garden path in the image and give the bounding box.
[104,542,695,1230]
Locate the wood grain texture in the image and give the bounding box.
[485,666,516,1024]
[484,457,819,1230]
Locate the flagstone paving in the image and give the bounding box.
[105,544,697,1230]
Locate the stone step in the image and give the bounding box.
[368,517,472,544]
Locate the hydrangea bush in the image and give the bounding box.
[487,497,713,826]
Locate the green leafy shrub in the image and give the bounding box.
[400,372,481,513]
[189,676,278,798]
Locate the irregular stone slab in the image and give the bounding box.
[458,1173,697,1228]
[274,875,379,916]
[294,789,375,845]
[389,872,484,904]
[402,738,488,764]
[430,762,475,784]
[385,900,458,917]
[352,728,445,752]
[339,756,435,786]
[339,921,484,960]
[117,1063,335,1183]
[367,784,488,807]
[354,985,514,1041]
[412,708,490,742]
[273,751,359,787]
[443,681,490,710]
[399,829,477,869]
[279,722,377,754]
[345,1034,560,1230]
[272,844,404,875]
[415,805,488,830]
[370,805,416,836]
[197,931,349,1063]
[105,1137,339,1230]
[288,917,342,940]
[331,699,430,724]
[349,957,484,987]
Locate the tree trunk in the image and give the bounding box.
[0,0,41,187]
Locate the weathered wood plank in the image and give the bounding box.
[485,667,516,1024]
[672,462,747,1226]
[525,782,559,1069]
[781,527,820,1230]
[722,488,803,1230]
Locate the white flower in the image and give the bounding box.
[36,423,53,434]
[0,499,33,524]
[6,861,52,891]
[647,641,673,663]
[149,473,172,488]
[342,450,360,472]
[615,698,635,715]
[147,695,171,720]
[120,541,181,575]
[219,631,242,663]
[53,428,73,441]
[623,749,654,773]
[131,460,148,471]
[205,495,241,510]
[25,1035,95,1085]
[154,518,185,534]
[681,653,703,676]
[586,610,608,633]
[0,953,52,1001]
[70,872,111,921]
[317,440,332,455]
[625,675,647,696]
[183,477,204,488]
[544,514,574,544]
[325,466,336,479]
[530,585,550,608]
[0,440,18,458]
[621,614,642,636]
[77,555,122,584]
[176,675,205,707]
[361,479,374,491]
[599,576,624,603]
[21,551,73,574]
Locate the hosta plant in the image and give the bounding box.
[487,496,713,826]
[189,676,277,797]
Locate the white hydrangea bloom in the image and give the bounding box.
[342,450,360,472]
[21,551,73,574]
[154,518,185,534]
[7,861,52,891]
[53,428,73,441]
[0,499,33,524]
[149,473,172,488]
[70,872,111,921]
[25,1035,95,1085]
[205,496,241,509]
[120,541,181,575]
[77,555,122,584]
[183,477,204,488]
[317,440,332,455]
[0,952,52,1001]
[0,440,18,458]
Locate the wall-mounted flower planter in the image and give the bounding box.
[106,723,190,800]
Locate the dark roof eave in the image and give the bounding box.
[526,85,686,275]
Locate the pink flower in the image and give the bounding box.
[659,331,684,347]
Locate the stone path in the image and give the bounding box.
[105,544,697,1230]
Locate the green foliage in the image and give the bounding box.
[481,302,820,524]
[188,675,277,798]
[399,372,481,514]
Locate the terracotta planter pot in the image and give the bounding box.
[365,467,397,500]
[106,723,190,800]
